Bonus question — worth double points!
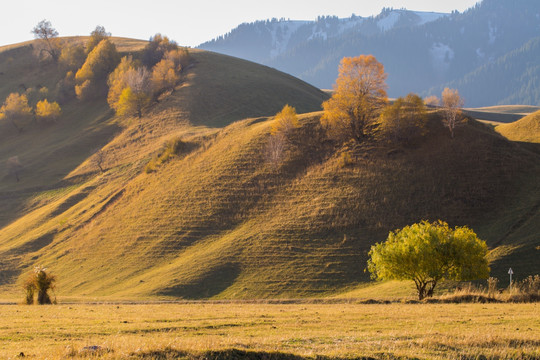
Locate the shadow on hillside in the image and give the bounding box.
[158,263,241,299]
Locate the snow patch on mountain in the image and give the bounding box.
[415,11,447,25]
[269,21,309,58]
[378,10,447,32]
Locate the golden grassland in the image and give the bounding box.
[0,302,538,359]
[1,38,540,300]
[496,110,540,143]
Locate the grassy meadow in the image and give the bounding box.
[0,302,538,359]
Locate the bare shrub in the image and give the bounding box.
[23,266,56,305]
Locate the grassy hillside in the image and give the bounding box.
[1,38,539,300]
[496,110,540,143]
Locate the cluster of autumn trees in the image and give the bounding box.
[0,20,190,136]
[266,55,465,169]
[320,55,465,146]
[0,92,61,132]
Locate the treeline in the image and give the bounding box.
[264,55,464,169]
[0,20,190,134]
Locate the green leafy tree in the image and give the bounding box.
[368,220,489,300]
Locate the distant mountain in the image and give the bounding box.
[201,9,447,64]
[200,0,540,106]
[433,37,540,106]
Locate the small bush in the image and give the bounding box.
[23,266,56,305]
[338,151,354,168]
[145,137,186,173]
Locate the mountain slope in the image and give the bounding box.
[433,37,540,107]
[200,0,540,106]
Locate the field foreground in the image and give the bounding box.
[0,303,538,359]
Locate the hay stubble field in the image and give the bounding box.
[0,302,538,359]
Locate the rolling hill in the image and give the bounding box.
[496,109,540,143]
[0,38,539,300]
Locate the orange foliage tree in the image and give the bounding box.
[322,55,387,142]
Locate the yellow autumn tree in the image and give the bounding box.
[107,56,137,109]
[151,58,179,94]
[271,104,299,136]
[75,39,120,100]
[379,93,427,145]
[35,99,62,122]
[322,55,388,142]
[0,93,33,132]
[115,68,151,118]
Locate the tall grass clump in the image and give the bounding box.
[439,275,540,303]
[145,137,187,173]
[23,266,56,305]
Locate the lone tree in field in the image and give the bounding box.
[271,104,299,138]
[322,55,387,142]
[31,19,61,62]
[441,88,464,138]
[266,104,300,168]
[23,266,56,305]
[368,220,489,300]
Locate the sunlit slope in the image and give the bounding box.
[2,109,539,299]
[496,110,540,143]
[0,40,329,296]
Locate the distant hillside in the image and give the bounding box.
[0,38,539,300]
[200,0,540,107]
[201,9,446,65]
[433,37,540,107]
[496,110,540,143]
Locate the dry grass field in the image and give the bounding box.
[0,302,538,359]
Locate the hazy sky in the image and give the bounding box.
[1,0,480,47]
